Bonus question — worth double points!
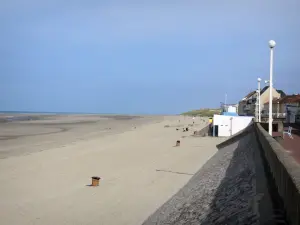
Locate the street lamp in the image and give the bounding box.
[268,40,276,135]
[257,78,262,122]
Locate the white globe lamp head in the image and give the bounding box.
[257,78,261,82]
[269,40,276,48]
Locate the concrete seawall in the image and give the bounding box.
[143,125,276,224]
[143,122,300,224]
[218,123,300,224]
[255,123,300,225]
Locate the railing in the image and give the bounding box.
[255,123,300,225]
[261,113,286,118]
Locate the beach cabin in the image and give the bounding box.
[212,104,253,137]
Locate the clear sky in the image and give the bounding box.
[1,0,299,114]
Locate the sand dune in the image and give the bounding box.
[0,115,222,225]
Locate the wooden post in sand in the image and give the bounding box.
[91,176,101,186]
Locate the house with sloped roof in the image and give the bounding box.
[238,86,285,116]
[263,94,300,123]
[238,91,257,116]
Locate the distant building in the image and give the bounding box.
[220,103,238,116]
[238,91,257,116]
[263,94,300,124]
[238,86,285,116]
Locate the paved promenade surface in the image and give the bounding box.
[273,123,300,164]
[143,131,275,225]
[0,115,222,225]
[281,124,300,164]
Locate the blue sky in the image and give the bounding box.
[1,0,299,114]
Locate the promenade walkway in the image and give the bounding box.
[274,124,300,164]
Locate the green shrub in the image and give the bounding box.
[181,108,221,117]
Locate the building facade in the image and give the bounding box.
[263,94,300,124]
[238,86,284,116]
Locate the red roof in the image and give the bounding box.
[278,95,300,104]
[239,91,256,102]
[244,91,256,99]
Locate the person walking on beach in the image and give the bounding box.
[192,116,195,124]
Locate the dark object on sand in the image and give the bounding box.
[91,176,101,186]
[164,125,170,128]
[176,140,180,147]
[176,128,179,131]
[186,127,189,131]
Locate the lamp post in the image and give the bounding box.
[258,78,261,123]
[268,40,276,135]
[255,92,259,122]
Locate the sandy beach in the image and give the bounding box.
[0,114,223,225]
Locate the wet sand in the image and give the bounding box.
[0,114,222,225]
[0,114,160,159]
